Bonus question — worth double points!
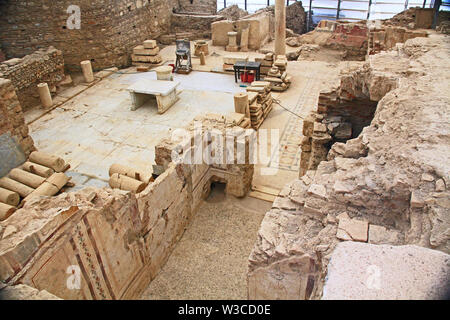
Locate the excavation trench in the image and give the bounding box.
[140,184,270,300]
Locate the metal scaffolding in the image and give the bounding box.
[218,0,447,31]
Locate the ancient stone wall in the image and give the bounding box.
[170,13,225,39]
[174,0,217,14]
[0,78,35,177]
[368,26,428,56]
[287,20,369,60]
[155,114,254,198]
[0,0,171,71]
[249,35,450,300]
[212,12,272,50]
[0,115,254,299]
[0,48,65,110]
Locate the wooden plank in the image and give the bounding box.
[252,185,280,196]
[248,191,276,203]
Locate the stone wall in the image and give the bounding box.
[0,78,35,177]
[0,0,171,71]
[368,26,428,56]
[0,47,65,110]
[174,0,217,14]
[0,115,254,299]
[249,35,450,300]
[170,13,225,39]
[212,12,272,50]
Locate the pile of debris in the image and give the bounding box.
[264,65,291,92]
[132,40,162,67]
[218,4,249,21]
[246,81,273,129]
[0,151,71,220]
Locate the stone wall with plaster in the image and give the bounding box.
[0,78,35,177]
[368,26,428,56]
[0,164,192,299]
[249,35,450,300]
[0,47,65,110]
[0,116,253,299]
[0,0,171,71]
[212,12,272,50]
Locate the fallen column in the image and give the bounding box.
[109,173,147,193]
[0,187,20,207]
[109,164,152,184]
[9,168,46,189]
[21,162,55,178]
[29,151,66,172]
[23,173,70,203]
[0,177,34,198]
[0,203,16,221]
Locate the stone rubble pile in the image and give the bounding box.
[263,63,291,92]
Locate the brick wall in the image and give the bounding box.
[0,78,35,177]
[0,0,172,71]
[175,0,217,14]
[0,47,65,110]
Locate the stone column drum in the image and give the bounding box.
[37,83,53,108]
[80,60,95,83]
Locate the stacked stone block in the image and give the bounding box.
[132,40,162,67]
[255,52,274,75]
[246,82,273,130]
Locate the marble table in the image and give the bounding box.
[127,79,180,114]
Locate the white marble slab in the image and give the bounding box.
[127,79,180,96]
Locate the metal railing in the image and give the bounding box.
[218,0,447,31]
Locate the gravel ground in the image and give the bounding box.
[140,184,270,300]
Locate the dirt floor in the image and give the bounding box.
[140,184,271,300]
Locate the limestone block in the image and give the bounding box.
[143,40,157,49]
[336,218,368,242]
[410,191,425,208]
[131,54,162,64]
[368,225,403,245]
[307,184,327,200]
[323,242,450,299]
[223,55,249,65]
[313,122,327,133]
[133,45,160,56]
[435,179,446,192]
